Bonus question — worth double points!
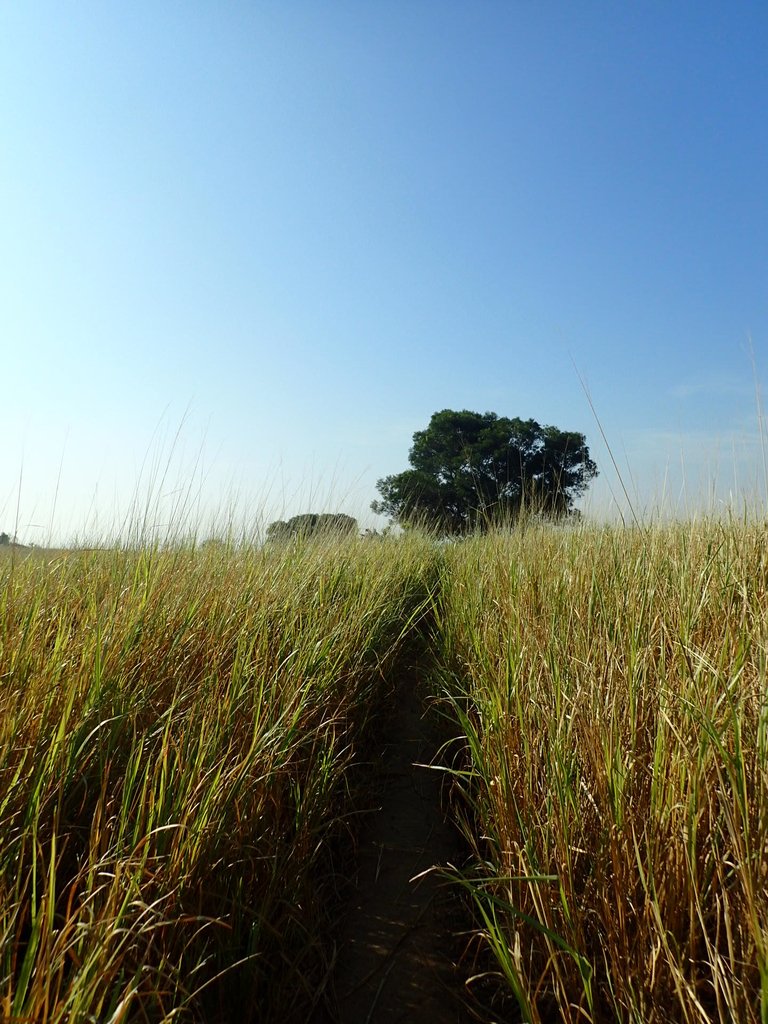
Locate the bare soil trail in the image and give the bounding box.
[327,671,472,1024]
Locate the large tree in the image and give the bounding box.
[371,409,597,534]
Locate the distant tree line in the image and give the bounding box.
[266,513,358,542]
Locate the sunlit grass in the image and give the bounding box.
[436,516,768,1023]
[3,513,767,1022]
[0,533,439,1022]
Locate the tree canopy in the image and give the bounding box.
[371,409,598,534]
[266,513,358,542]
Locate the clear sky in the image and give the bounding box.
[2,2,767,542]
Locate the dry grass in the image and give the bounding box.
[3,516,767,1022]
[0,534,439,1022]
[436,517,768,1023]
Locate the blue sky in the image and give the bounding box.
[1,2,767,541]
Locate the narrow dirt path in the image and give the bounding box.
[328,672,471,1024]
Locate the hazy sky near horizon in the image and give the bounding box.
[2,2,767,542]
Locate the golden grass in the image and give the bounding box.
[0,534,439,1022]
[436,517,768,1022]
[3,517,767,1022]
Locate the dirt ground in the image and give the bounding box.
[327,672,473,1024]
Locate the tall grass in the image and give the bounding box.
[436,517,768,1022]
[4,516,767,1022]
[0,533,439,1022]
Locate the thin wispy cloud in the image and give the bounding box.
[669,380,753,400]
[583,422,768,521]
[623,426,763,455]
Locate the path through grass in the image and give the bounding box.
[331,666,468,1023]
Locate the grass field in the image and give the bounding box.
[437,518,768,1023]
[1,518,767,1022]
[0,535,439,1022]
